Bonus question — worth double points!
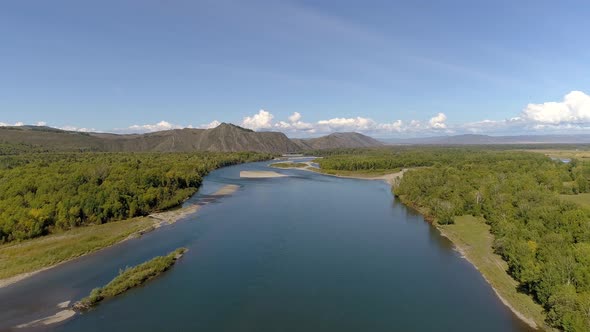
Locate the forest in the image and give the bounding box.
[0,150,270,243]
[317,147,590,332]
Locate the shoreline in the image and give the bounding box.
[298,165,544,330]
[2,163,545,330]
[269,161,407,185]
[0,184,240,290]
[435,224,541,330]
[240,170,288,178]
[396,196,545,331]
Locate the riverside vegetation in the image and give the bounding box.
[74,247,188,311]
[316,147,590,332]
[0,150,270,243]
[0,148,270,283]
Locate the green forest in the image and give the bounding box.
[0,150,270,243]
[318,147,590,332]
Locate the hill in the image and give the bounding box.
[0,124,300,154]
[381,134,590,145]
[292,132,383,150]
[0,125,386,153]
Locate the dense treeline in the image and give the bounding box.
[0,151,270,243]
[319,147,590,331]
[317,147,469,171]
[0,142,51,155]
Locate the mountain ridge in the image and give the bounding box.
[292,132,384,150]
[380,133,590,145]
[0,124,381,153]
[1,125,589,153]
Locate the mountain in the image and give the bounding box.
[4,125,588,154]
[380,134,590,145]
[0,124,300,154]
[292,132,384,150]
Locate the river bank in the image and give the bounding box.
[2,160,534,332]
[396,195,548,331]
[269,160,407,185]
[277,161,545,329]
[0,184,239,290]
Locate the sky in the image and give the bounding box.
[1,0,590,137]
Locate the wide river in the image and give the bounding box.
[1,161,535,332]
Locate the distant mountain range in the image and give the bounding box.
[0,124,382,153]
[1,125,589,154]
[292,132,383,150]
[381,134,590,145]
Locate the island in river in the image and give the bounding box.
[0,159,538,332]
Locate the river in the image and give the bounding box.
[0,161,535,332]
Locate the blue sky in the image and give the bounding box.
[1,0,589,137]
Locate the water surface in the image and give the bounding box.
[0,161,535,332]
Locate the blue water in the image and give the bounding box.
[0,161,534,332]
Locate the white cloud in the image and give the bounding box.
[199,120,221,129]
[236,110,456,136]
[428,113,447,129]
[317,117,376,131]
[241,109,274,130]
[128,121,181,132]
[59,125,96,132]
[36,121,47,126]
[275,112,315,132]
[288,112,302,123]
[9,92,590,137]
[0,121,25,127]
[521,91,590,125]
[377,120,404,132]
[123,120,195,133]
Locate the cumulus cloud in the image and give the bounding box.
[0,121,99,132]
[521,91,590,125]
[199,120,221,129]
[0,121,24,127]
[122,120,195,133]
[275,112,315,132]
[288,112,302,123]
[124,119,224,133]
[236,110,453,136]
[10,92,590,137]
[59,125,96,132]
[377,120,404,132]
[128,121,183,132]
[241,109,274,130]
[317,117,376,131]
[428,113,447,129]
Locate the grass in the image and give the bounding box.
[0,217,154,281]
[439,215,548,329]
[270,162,309,168]
[74,247,187,311]
[524,148,590,161]
[560,193,590,210]
[312,168,401,177]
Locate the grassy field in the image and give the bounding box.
[270,162,309,168]
[439,215,548,330]
[312,168,401,178]
[74,247,187,311]
[560,193,590,210]
[524,148,590,161]
[0,217,154,281]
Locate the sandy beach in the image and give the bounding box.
[240,170,288,178]
[270,161,407,185]
[15,309,77,329]
[150,184,240,226]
